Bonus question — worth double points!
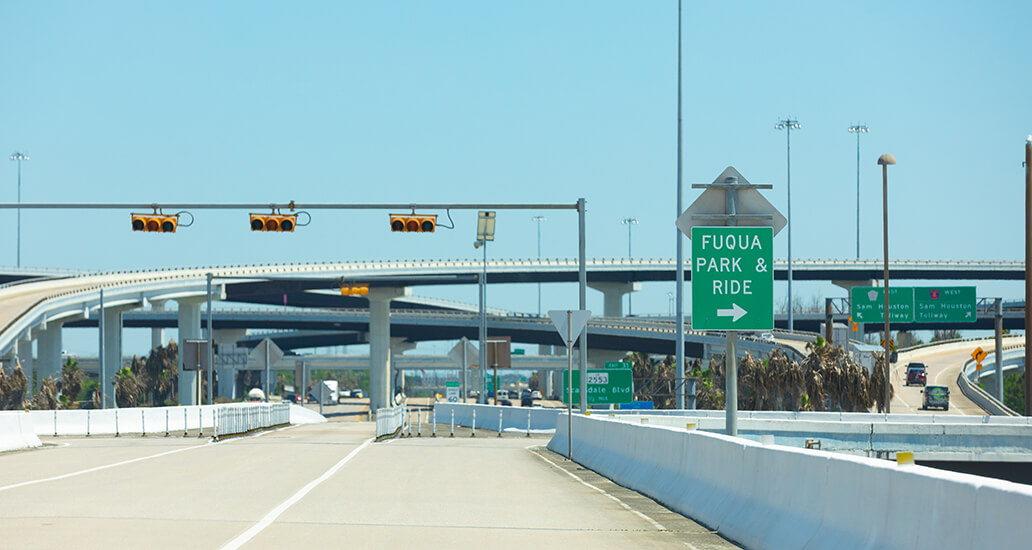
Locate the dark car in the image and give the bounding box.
[520,392,533,407]
[283,392,302,404]
[905,363,927,386]
[922,385,950,410]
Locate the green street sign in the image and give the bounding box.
[604,361,632,369]
[850,286,977,324]
[512,348,525,355]
[914,286,976,323]
[691,227,774,331]
[562,369,633,405]
[850,287,914,323]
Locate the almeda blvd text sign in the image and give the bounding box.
[691,226,774,331]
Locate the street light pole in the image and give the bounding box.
[878,153,896,414]
[675,0,686,410]
[775,118,800,331]
[848,125,869,259]
[475,211,496,405]
[9,152,29,268]
[621,217,638,316]
[532,216,546,316]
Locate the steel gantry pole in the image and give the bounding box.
[775,118,801,331]
[848,125,869,259]
[98,288,105,409]
[675,0,686,410]
[1025,136,1032,417]
[206,272,214,405]
[9,152,28,268]
[578,198,588,413]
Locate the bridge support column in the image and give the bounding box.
[588,282,641,318]
[150,300,167,351]
[101,307,134,409]
[37,323,63,384]
[214,329,247,400]
[368,287,409,412]
[589,349,626,368]
[176,299,203,406]
[391,337,417,399]
[17,336,34,395]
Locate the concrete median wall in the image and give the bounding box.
[0,411,43,452]
[549,413,1032,550]
[432,403,560,432]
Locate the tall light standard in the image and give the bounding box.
[774,118,801,331]
[667,291,674,316]
[475,211,496,405]
[878,153,896,414]
[848,124,869,258]
[9,152,29,268]
[532,215,546,316]
[674,0,686,410]
[621,217,638,315]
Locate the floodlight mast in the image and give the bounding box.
[775,118,801,331]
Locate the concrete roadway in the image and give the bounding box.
[890,340,1021,415]
[0,420,738,549]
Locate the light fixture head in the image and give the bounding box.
[877,153,897,166]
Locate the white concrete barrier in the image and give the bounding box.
[0,411,43,452]
[433,403,560,432]
[549,413,1032,550]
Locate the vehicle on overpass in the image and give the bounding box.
[922,385,950,410]
[905,363,928,386]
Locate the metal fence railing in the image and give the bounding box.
[214,403,291,441]
[375,404,407,441]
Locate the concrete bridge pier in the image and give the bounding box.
[176,299,204,406]
[17,336,34,394]
[368,287,409,412]
[150,300,167,351]
[36,323,63,384]
[100,306,134,409]
[214,329,247,400]
[391,337,416,398]
[588,282,642,318]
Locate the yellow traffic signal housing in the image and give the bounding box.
[131,213,178,233]
[250,213,297,232]
[389,214,437,233]
[340,284,370,296]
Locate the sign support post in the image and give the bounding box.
[548,309,590,461]
[677,167,783,436]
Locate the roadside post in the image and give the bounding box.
[677,167,784,436]
[548,309,590,460]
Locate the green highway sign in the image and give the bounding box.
[914,286,976,322]
[562,369,633,405]
[850,286,976,324]
[691,226,774,331]
[850,287,914,323]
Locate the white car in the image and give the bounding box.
[531,390,542,400]
[760,332,775,342]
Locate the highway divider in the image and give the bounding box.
[0,411,42,452]
[432,403,560,433]
[549,413,1032,550]
[375,404,407,441]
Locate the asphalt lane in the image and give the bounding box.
[891,344,997,415]
[0,421,738,549]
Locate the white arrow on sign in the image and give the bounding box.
[717,303,747,322]
[548,309,591,349]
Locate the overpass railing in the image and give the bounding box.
[375,404,407,441]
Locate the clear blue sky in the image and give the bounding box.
[3,2,1030,354]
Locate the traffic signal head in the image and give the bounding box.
[389,214,437,233]
[131,213,178,233]
[340,283,370,296]
[250,213,297,232]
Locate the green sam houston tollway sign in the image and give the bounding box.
[691,226,774,331]
[851,286,976,324]
[562,368,633,405]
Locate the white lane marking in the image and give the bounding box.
[219,437,373,550]
[529,447,667,531]
[0,441,212,493]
